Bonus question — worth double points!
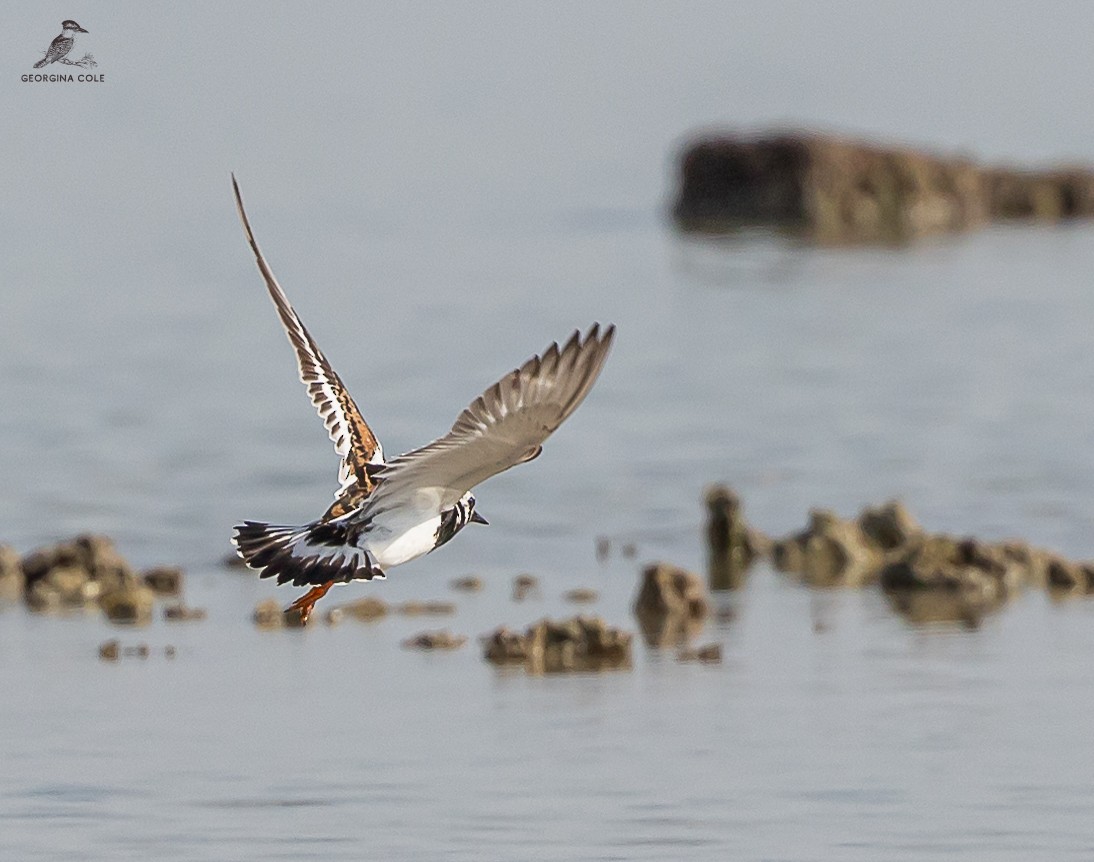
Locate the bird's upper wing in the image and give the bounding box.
[231,176,384,497]
[361,324,615,517]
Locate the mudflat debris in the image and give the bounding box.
[12,534,185,626]
[449,575,484,592]
[483,616,633,673]
[633,562,709,647]
[674,130,1094,244]
[402,630,468,650]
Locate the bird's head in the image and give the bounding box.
[465,493,488,526]
[62,20,89,33]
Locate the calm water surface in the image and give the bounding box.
[7,3,1094,859]
[4,222,1094,861]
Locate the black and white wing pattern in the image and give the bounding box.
[361,324,615,517]
[232,176,384,499]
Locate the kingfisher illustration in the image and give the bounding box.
[34,20,88,68]
[230,176,615,623]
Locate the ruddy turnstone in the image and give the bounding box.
[230,177,615,623]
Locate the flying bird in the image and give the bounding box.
[230,177,615,623]
[34,20,88,68]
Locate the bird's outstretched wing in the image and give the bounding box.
[231,175,384,497]
[361,324,615,517]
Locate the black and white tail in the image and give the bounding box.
[232,520,382,587]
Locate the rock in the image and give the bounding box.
[595,536,611,562]
[858,500,922,553]
[253,599,284,629]
[634,563,709,619]
[164,645,177,659]
[512,574,539,602]
[324,607,344,625]
[621,543,637,559]
[337,596,388,621]
[705,485,768,589]
[141,566,183,597]
[773,509,882,587]
[98,639,120,661]
[673,131,1094,245]
[483,616,632,673]
[99,582,155,625]
[678,643,723,664]
[396,600,456,616]
[564,588,599,604]
[401,630,468,650]
[0,544,24,602]
[20,534,135,607]
[449,575,484,592]
[163,603,207,622]
[633,563,709,647]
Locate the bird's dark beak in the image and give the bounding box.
[77,25,89,33]
[470,511,489,526]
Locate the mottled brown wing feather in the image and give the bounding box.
[362,323,615,517]
[232,176,384,498]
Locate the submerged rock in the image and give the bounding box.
[705,485,768,589]
[512,574,539,602]
[450,575,484,592]
[396,600,456,616]
[337,596,388,621]
[163,603,207,622]
[633,563,709,647]
[141,566,183,597]
[677,643,723,664]
[0,544,24,602]
[483,616,632,673]
[773,508,882,587]
[564,588,599,604]
[402,630,467,650]
[673,130,1094,245]
[252,598,304,629]
[99,582,155,625]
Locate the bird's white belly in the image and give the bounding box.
[363,514,443,569]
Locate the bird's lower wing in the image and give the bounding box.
[362,323,615,517]
[231,176,384,496]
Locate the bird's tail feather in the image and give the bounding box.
[232,520,381,587]
[33,58,48,68]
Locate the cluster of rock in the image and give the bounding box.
[705,486,1094,625]
[673,131,1094,244]
[253,595,458,629]
[1,534,194,625]
[98,639,177,661]
[632,562,710,647]
[482,616,633,673]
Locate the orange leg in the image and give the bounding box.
[287,581,334,625]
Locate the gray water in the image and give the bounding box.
[6,3,1094,859]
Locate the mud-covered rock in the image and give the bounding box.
[705,485,769,589]
[674,131,1094,245]
[678,643,723,664]
[858,500,923,552]
[634,563,708,619]
[633,563,709,647]
[450,575,483,592]
[512,574,539,602]
[0,544,24,602]
[402,630,467,650]
[564,588,599,604]
[142,566,183,597]
[163,603,207,622]
[483,616,632,673]
[99,581,155,625]
[773,509,882,587]
[397,600,457,616]
[337,596,388,621]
